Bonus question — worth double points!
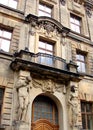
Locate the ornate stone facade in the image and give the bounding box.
[0,0,93,130]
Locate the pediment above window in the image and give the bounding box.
[25,14,70,37]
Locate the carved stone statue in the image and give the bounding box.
[15,76,31,122]
[68,85,78,127]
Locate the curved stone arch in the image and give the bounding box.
[31,92,64,130]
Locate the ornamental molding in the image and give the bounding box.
[37,21,59,39]
[25,14,70,37]
[32,79,66,93]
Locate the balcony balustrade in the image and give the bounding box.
[31,53,67,71]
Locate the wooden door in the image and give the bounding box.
[32,119,59,130]
[31,95,59,130]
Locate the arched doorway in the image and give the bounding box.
[31,95,59,130]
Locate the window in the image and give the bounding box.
[81,101,93,130]
[70,14,81,33]
[38,39,54,66]
[32,95,58,125]
[76,52,86,73]
[0,28,12,52]
[0,88,4,123]
[0,0,18,9]
[39,3,52,17]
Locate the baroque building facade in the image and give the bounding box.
[0,0,93,130]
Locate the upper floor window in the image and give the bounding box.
[39,39,54,55]
[0,28,12,52]
[70,14,81,33]
[0,88,4,123]
[76,52,86,73]
[39,3,52,17]
[38,39,54,66]
[81,101,93,130]
[0,0,18,9]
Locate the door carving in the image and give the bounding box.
[31,95,59,130]
[32,119,59,130]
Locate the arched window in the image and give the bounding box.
[32,95,58,125]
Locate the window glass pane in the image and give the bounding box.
[80,55,85,61]
[81,102,93,129]
[75,26,80,33]
[70,17,74,23]
[82,114,86,129]
[71,24,76,31]
[87,115,93,129]
[9,0,17,9]
[81,63,86,73]
[38,49,45,53]
[70,15,81,33]
[81,102,85,112]
[38,11,45,16]
[0,0,8,5]
[75,19,80,25]
[39,4,44,10]
[76,54,80,60]
[47,51,53,55]
[39,3,51,17]
[77,62,81,71]
[45,6,51,13]
[44,13,51,17]
[3,31,11,39]
[1,39,10,52]
[39,41,45,48]
[46,44,53,51]
[86,103,92,112]
[0,30,2,36]
[46,57,53,66]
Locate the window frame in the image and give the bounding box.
[70,14,81,34]
[0,27,12,53]
[76,51,87,73]
[32,95,58,125]
[38,38,55,66]
[81,101,93,130]
[38,2,53,17]
[0,0,18,9]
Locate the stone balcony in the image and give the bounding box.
[10,50,82,82]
